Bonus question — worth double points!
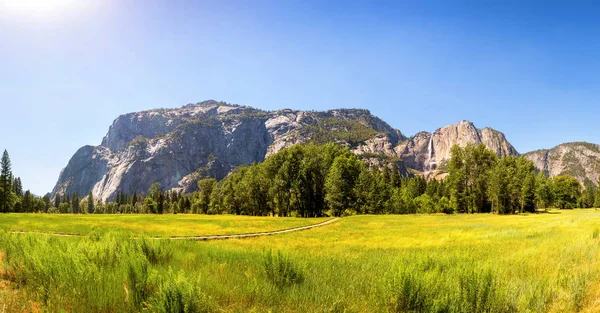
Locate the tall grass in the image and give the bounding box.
[2,210,600,312]
[0,231,213,312]
[262,249,305,289]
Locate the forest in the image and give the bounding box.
[1,143,599,216]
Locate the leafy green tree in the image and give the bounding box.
[520,173,536,212]
[414,194,435,213]
[446,145,468,213]
[553,175,581,209]
[58,202,70,213]
[197,178,217,214]
[220,169,245,215]
[150,182,161,202]
[535,171,553,210]
[144,197,157,214]
[325,155,361,216]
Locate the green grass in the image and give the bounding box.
[2,210,600,312]
[0,214,328,237]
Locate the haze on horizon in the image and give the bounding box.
[1,0,600,195]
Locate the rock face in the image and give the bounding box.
[52,101,600,201]
[52,101,407,201]
[396,120,518,171]
[524,142,600,185]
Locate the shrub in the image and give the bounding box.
[139,238,174,265]
[154,271,214,313]
[262,250,305,289]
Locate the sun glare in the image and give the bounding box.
[0,0,81,15]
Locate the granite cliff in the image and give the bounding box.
[524,142,600,186]
[52,101,407,201]
[396,120,518,171]
[52,101,599,201]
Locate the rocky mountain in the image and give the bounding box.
[52,100,408,201]
[52,100,599,201]
[396,120,518,171]
[524,142,600,185]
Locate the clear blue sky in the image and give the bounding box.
[1,0,600,195]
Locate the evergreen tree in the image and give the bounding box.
[12,177,22,198]
[0,150,14,213]
[42,194,51,212]
[87,192,94,214]
[582,180,597,208]
[54,194,61,209]
[595,185,600,208]
[391,163,402,188]
[72,192,80,214]
[354,165,374,214]
[157,192,165,214]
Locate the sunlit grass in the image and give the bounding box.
[2,209,600,312]
[0,214,328,237]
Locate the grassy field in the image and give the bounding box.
[0,213,328,236]
[1,210,600,312]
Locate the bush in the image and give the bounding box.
[387,258,516,313]
[153,271,214,313]
[262,250,305,289]
[140,238,174,265]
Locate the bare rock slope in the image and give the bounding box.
[53,101,600,201]
[524,142,600,185]
[52,101,407,201]
[396,120,518,171]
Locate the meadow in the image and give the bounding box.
[0,214,328,237]
[1,210,600,312]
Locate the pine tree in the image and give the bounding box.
[391,163,402,188]
[54,194,61,209]
[12,177,22,198]
[87,192,94,214]
[0,150,14,213]
[72,192,80,214]
[595,178,600,208]
[22,190,32,212]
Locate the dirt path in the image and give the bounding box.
[9,218,341,240]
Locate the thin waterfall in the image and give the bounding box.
[426,134,433,172]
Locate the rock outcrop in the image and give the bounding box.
[524,142,600,185]
[52,101,600,201]
[52,101,407,201]
[396,120,518,171]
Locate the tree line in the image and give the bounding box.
[2,143,600,215]
[0,150,51,213]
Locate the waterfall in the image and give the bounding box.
[426,135,433,172]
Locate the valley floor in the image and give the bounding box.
[1,210,600,312]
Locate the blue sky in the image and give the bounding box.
[1,0,600,195]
